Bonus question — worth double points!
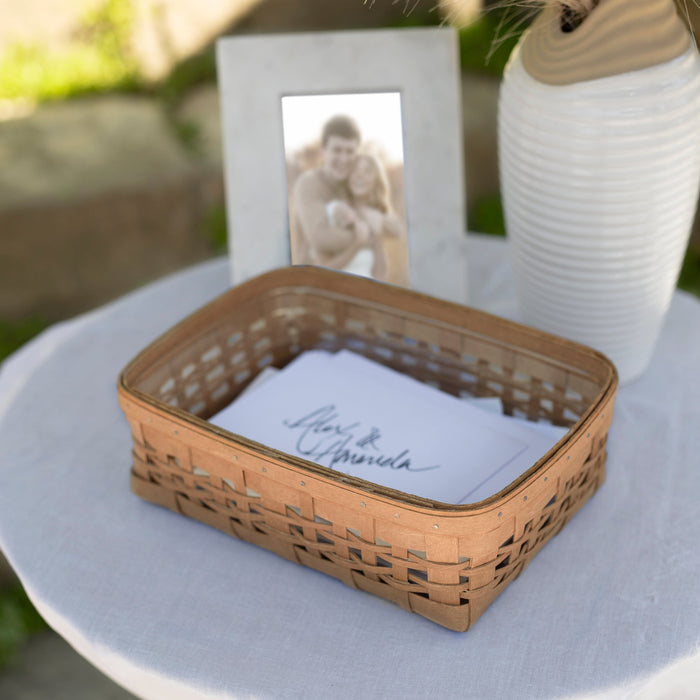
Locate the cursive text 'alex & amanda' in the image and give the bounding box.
[282,405,439,473]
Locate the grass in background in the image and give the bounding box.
[0,320,50,670]
[0,0,140,102]
[679,246,700,297]
[469,194,506,236]
[158,48,217,155]
[203,203,228,255]
[157,48,217,110]
[0,584,48,670]
[0,317,49,361]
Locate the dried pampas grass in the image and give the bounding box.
[479,0,601,61]
[491,0,600,29]
[543,0,599,16]
[394,0,601,30]
[550,0,600,30]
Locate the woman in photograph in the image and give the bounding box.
[326,152,405,281]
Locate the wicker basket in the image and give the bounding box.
[118,266,617,631]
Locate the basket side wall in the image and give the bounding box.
[118,269,618,630]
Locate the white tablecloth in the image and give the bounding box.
[1,234,699,700]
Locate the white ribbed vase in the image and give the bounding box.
[499,19,700,383]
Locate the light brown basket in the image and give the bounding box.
[118,266,617,631]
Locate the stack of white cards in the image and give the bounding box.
[209,350,568,504]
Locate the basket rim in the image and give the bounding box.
[118,266,618,514]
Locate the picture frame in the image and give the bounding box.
[217,27,467,303]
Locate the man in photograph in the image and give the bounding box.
[290,114,371,270]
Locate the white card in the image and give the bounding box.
[333,350,569,441]
[210,351,562,504]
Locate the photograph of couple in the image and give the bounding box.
[282,93,410,287]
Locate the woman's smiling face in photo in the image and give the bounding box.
[348,156,377,198]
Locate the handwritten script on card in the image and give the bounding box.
[283,404,440,473]
[209,350,566,504]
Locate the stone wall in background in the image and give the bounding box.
[0,0,475,323]
[0,95,220,321]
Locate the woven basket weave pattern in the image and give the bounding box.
[119,267,616,631]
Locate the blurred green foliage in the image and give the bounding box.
[388,2,524,75]
[390,2,441,28]
[157,48,217,110]
[679,245,700,297]
[0,584,48,670]
[0,310,50,674]
[0,0,140,102]
[173,118,201,153]
[203,203,229,255]
[459,9,523,75]
[0,317,49,362]
[469,194,506,236]
[0,319,49,670]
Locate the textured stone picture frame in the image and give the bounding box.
[217,27,467,303]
